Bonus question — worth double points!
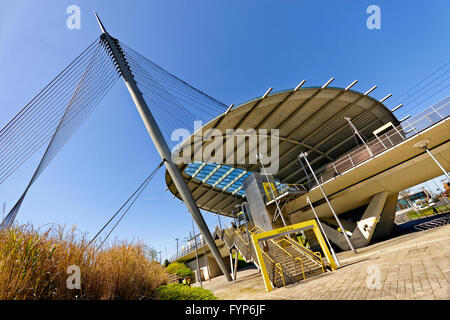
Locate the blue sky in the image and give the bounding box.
[0,0,449,260]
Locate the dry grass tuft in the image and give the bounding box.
[0,224,168,300]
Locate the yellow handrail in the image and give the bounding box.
[261,250,285,287]
[270,238,308,282]
[224,227,234,238]
[282,236,320,261]
[313,252,325,273]
[272,239,296,259]
[249,225,265,234]
[273,239,307,278]
[295,258,306,281]
[280,236,326,273]
[233,229,249,245]
[276,263,286,287]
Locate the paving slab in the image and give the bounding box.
[195,224,450,300]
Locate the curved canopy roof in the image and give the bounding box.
[165,86,398,217]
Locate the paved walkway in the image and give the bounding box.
[196,224,450,300]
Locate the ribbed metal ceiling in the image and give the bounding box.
[166,86,398,217]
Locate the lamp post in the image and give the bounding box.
[256,153,287,227]
[217,213,222,230]
[236,202,251,243]
[175,238,179,259]
[413,139,450,180]
[345,117,373,157]
[191,221,202,288]
[306,196,340,267]
[298,152,357,253]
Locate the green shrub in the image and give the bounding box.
[176,267,193,278]
[166,262,185,274]
[157,284,217,300]
[166,262,193,278]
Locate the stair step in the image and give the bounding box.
[219,226,326,287]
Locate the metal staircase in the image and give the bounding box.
[216,224,326,288]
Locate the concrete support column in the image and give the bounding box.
[351,191,389,247]
[373,193,399,240]
[320,191,393,250]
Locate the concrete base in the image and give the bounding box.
[186,254,232,283]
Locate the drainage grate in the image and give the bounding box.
[414,216,450,231]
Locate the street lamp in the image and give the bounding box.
[256,153,287,227]
[306,196,341,267]
[345,117,373,157]
[298,152,357,253]
[191,220,202,288]
[236,202,251,243]
[413,139,450,180]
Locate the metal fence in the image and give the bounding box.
[265,183,307,202]
[303,96,450,189]
[169,236,208,262]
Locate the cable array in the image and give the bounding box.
[89,161,164,251]
[119,41,228,149]
[391,60,450,119]
[0,38,119,184]
[0,35,229,234]
[0,37,120,229]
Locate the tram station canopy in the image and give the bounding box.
[165,86,398,217]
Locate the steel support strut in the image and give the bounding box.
[95,13,232,281]
[299,152,357,253]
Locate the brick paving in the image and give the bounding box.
[196,224,450,300]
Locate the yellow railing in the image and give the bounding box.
[261,250,285,287]
[221,226,255,262]
[233,228,253,261]
[251,219,338,292]
[249,225,265,234]
[272,238,306,279]
[295,258,306,281]
[233,228,249,245]
[281,236,325,273]
[273,239,297,258]
[224,228,234,238]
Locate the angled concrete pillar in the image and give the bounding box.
[320,191,391,250]
[322,217,356,232]
[351,191,389,247]
[320,224,351,251]
[372,193,399,240]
